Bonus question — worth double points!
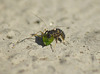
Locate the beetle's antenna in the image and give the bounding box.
[31,12,66,29]
[32,12,48,29]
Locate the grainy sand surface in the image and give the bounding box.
[0,0,100,74]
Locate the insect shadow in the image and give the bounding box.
[32,35,45,47]
[35,36,45,47]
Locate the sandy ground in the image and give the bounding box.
[0,0,100,74]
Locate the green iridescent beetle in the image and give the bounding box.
[32,28,65,46]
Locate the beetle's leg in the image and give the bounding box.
[31,28,47,37]
[60,30,65,41]
[31,31,44,37]
[50,38,58,52]
[43,29,47,32]
[32,34,41,37]
[12,37,34,48]
[60,34,65,44]
[50,44,54,52]
[60,35,66,45]
[60,34,65,41]
[55,37,58,43]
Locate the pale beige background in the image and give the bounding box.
[0,0,100,74]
